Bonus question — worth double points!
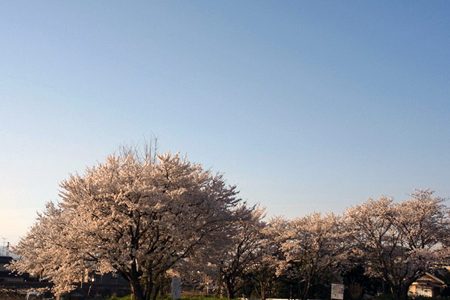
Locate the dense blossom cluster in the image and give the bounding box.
[11,149,243,300]
[9,148,450,300]
[344,190,449,300]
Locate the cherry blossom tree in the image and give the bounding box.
[170,204,261,299]
[344,190,449,300]
[245,218,287,300]
[11,148,243,300]
[214,207,266,299]
[276,213,346,300]
[11,202,93,294]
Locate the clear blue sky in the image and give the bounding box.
[1,1,449,244]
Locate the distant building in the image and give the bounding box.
[0,256,13,273]
[0,256,129,298]
[0,255,28,285]
[408,273,447,298]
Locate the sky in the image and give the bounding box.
[1,1,449,244]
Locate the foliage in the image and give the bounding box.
[344,190,450,300]
[271,213,347,300]
[215,207,266,299]
[11,147,244,300]
[8,144,450,300]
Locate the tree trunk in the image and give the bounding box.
[301,279,311,300]
[260,283,266,300]
[226,279,236,299]
[130,279,146,300]
[391,284,409,300]
[150,282,160,300]
[143,279,152,300]
[140,275,161,300]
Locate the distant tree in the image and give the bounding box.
[10,202,91,293]
[344,190,449,300]
[245,218,286,300]
[171,204,262,299]
[11,148,243,300]
[276,213,347,300]
[213,207,266,299]
[245,255,277,300]
[341,263,383,300]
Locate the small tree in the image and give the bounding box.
[11,148,243,300]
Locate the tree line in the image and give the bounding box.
[9,147,450,300]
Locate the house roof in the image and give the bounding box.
[413,272,446,287]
